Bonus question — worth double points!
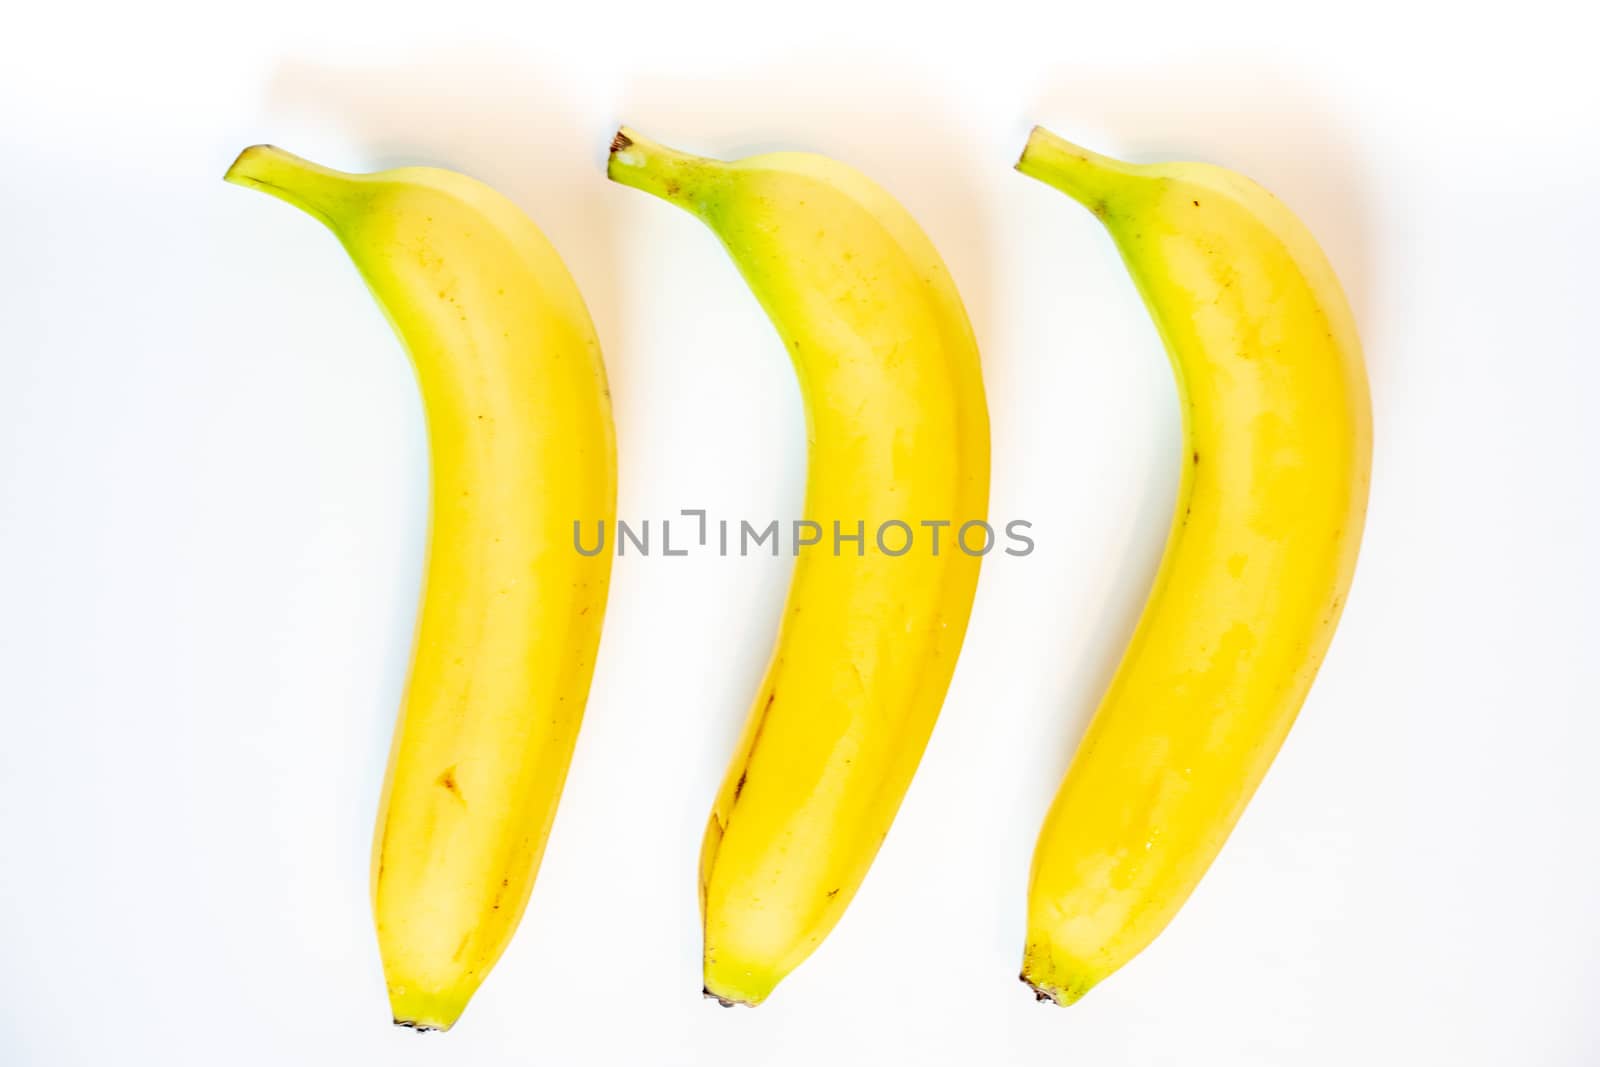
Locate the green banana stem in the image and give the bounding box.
[224,145,362,228]
[1014,127,1141,218]
[606,127,723,216]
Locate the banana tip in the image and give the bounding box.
[1020,972,1082,1007]
[392,1018,450,1033]
[609,129,634,155]
[702,987,745,1008]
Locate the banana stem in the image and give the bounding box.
[1014,126,1138,217]
[605,127,722,215]
[223,145,362,227]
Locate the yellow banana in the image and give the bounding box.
[1015,127,1372,1005]
[225,146,616,1030]
[607,128,990,1006]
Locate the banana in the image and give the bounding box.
[607,128,990,1006]
[1014,127,1371,1005]
[225,146,616,1030]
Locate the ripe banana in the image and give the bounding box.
[1014,127,1371,1004]
[225,146,616,1030]
[607,128,990,1006]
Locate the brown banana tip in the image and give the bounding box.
[702,987,740,1008]
[610,130,633,154]
[393,1019,445,1033]
[1020,973,1066,1006]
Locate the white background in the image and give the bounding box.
[2,2,1597,1064]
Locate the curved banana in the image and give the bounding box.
[1015,127,1372,1005]
[225,146,616,1030]
[608,128,990,1006]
